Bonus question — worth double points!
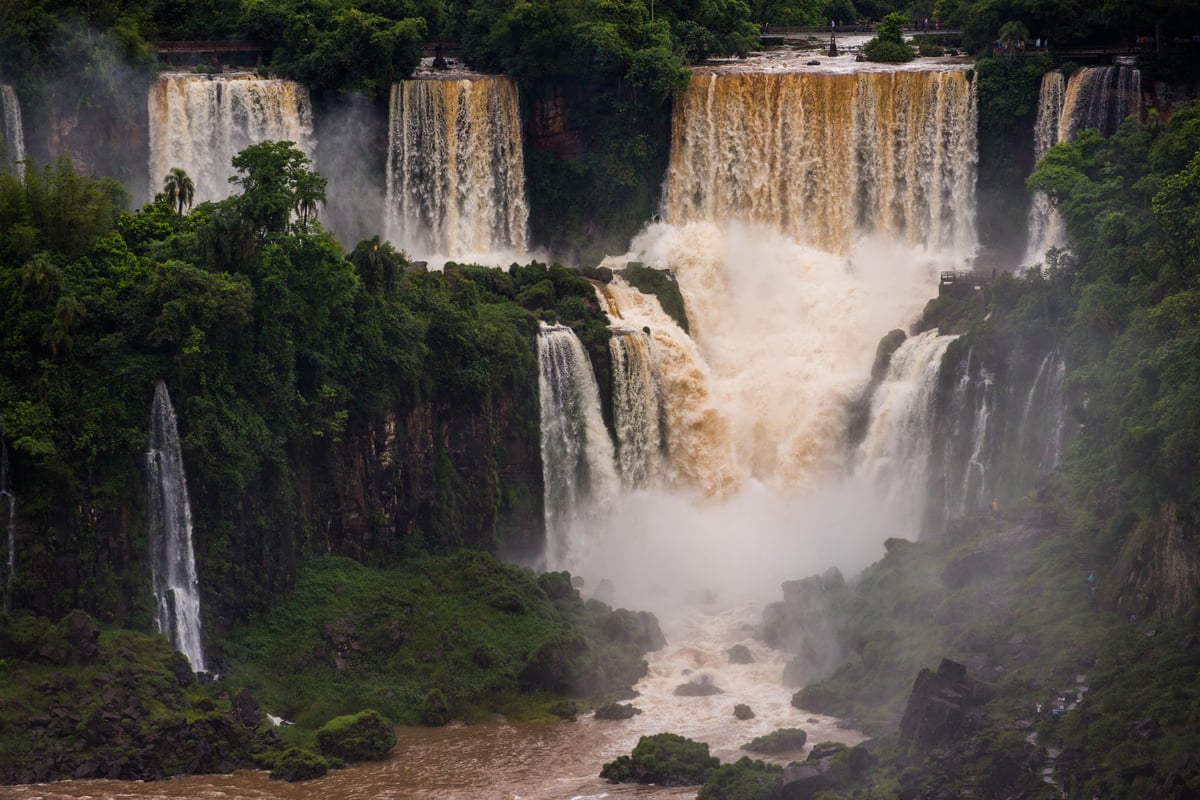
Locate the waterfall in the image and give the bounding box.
[1,84,25,175]
[1059,65,1141,141]
[854,330,959,534]
[1024,71,1066,263]
[146,382,206,673]
[609,329,664,489]
[385,77,528,261]
[1025,65,1140,265]
[1019,350,1068,474]
[148,74,314,204]
[1,414,14,613]
[538,325,619,571]
[665,68,977,257]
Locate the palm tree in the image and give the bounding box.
[291,170,327,231]
[998,21,1030,56]
[162,168,195,215]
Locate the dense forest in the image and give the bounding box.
[2,0,1200,795]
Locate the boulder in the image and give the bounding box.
[899,658,989,750]
[733,704,755,720]
[232,689,261,728]
[674,674,724,696]
[727,644,755,664]
[316,709,396,762]
[780,759,835,799]
[595,703,642,720]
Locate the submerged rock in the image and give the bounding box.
[674,674,724,696]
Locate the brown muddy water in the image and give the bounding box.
[0,607,866,800]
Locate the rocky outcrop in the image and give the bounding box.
[1113,503,1200,619]
[761,568,847,687]
[595,702,642,720]
[674,674,724,696]
[899,658,993,750]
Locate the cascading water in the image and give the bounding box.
[537,324,619,572]
[854,330,959,530]
[1019,350,1068,474]
[609,329,664,489]
[1,84,25,175]
[148,74,314,204]
[1025,66,1141,264]
[1025,71,1066,263]
[146,382,206,673]
[385,77,528,262]
[666,68,977,256]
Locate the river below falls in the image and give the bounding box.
[1,605,866,800]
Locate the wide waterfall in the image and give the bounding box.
[1,84,25,175]
[148,74,314,204]
[385,77,528,262]
[609,329,664,489]
[537,325,619,572]
[146,382,206,673]
[1024,65,1141,263]
[666,68,977,255]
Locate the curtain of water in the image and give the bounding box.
[146,382,206,673]
[1,85,26,176]
[609,330,664,489]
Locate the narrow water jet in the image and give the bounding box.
[1,84,25,175]
[537,324,619,572]
[148,74,314,204]
[146,382,206,673]
[385,77,528,262]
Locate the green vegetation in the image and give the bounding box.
[266,747,332,782]
[862,12,914,62]
[600,732,720,786]
[222,553,660,729]
[742,727,808,753]
[315,709,396,761]
[697,757,783,800]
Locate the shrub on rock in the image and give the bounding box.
[269,747,329,781]
[315,709,396,762]
[600,732,718,786]
[743,728,808,754]
[595,702,642,720]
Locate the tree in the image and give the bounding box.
[997,20,1029,55]
[292,170,327,231]
[862,12,914,62]
[228,140,323,237]
[162,167,195,216]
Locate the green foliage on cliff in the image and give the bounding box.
[0,146,611,629]
[862,12,914,62]
[222,553,661,729]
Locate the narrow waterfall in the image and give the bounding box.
[854,330,958,534]
[1,84,25,175]
[538,325,619,571]
[1025,65,1140,264]
[148,74,314,204]
[1,414,15,613]
[609,329,664,489]
[385,77,528,261]
[1025,71,1066,263]
[1019,350,1068,474]
[665,68,977,256]
[146,382,206,673]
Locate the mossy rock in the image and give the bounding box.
[315,709,396,762]
[422,689,451,726]
[595,702,642,720]
[600,732,719,786]
[268,747,329,782]
[743,727,807,754]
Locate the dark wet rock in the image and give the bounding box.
[780,758,835,799]
[674,674,724,696]
[233,689,261,728]
[595,702,642,720]
[899,658,992,750]
[943,550,1001,589]
[734,704,755,720]
[727,644,755,664]
[744,727,807,753]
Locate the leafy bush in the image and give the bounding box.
[862,38,915,62]
[315,709,396,761]
[918,43,944,56]
[698,756,783,800]
[268,747,330,782]
[600,733,719,786]
[743,728,808,754]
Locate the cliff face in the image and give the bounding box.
[1113,504,1200,619]
[9,377,544,642]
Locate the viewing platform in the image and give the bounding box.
[156,40,273,67]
